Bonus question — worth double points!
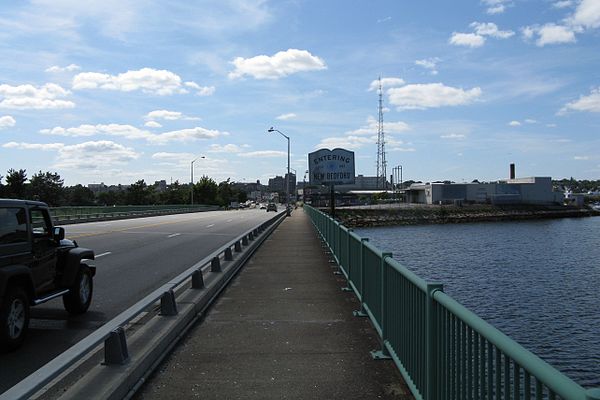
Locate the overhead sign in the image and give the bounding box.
[308,148,355,185]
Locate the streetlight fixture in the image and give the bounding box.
[267,127,290,215]
[190,155,205,205]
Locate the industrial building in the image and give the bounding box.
[405,177,564,205]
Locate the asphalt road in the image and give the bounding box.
[0,208,280,394]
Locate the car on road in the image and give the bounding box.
[266,203,277,212]
[0,199,95,352]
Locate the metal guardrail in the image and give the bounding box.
[50,205,219,224]
[304,205,600,400]
[1,210,287,400]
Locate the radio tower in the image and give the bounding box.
[376,77,387,189]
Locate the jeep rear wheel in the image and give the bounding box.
[0,286,30,353]
[63,264,93,315]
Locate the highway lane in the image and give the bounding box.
[0,208,281,393]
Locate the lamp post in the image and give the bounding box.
[190,155,205,205]
[393,165,403,202]
[267,127,290,215]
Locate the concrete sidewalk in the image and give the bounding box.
[135,209,412,399]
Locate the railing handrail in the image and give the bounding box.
[1,210,286,400]
[303,204,599,400]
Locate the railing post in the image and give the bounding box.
[224,247,233,261]
[160,289,178,316]
[211,256,221,272]
[342,229,353,291]
[242,236,249,246]
[104,327,129,365]
[235,241,242,252]
[353,237,369,317]
[426,283,444,400]
[191,269,205,289]
[372,252,392,360]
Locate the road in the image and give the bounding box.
[0,208,280,394]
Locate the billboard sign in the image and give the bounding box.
[308,148,355,185]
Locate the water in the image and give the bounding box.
[355,217,600,388]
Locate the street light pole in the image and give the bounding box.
[267,127,290,216]
[190,155,205,205]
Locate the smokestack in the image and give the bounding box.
[510,163,515,180]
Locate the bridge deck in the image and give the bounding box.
[134,209,412,399]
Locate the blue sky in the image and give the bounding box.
[0,0,599,186]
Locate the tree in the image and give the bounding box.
[65,184,96,206]
[5,169,28,199]
[216,179,234,206]
[158,180,189,205]
[29,171,64,206]
[126,179,154,205]
[195,176,218,205]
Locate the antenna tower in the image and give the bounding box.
[376,77,387,189]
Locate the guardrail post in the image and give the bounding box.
[192,269,205,289]
[426,283,444,400]
[104,327,129,365]
[242,236,249,246]
[224,247,233,261]
[353,238,369,317]
[235,241,242,252]
[249,231,255,241]
[371,252,392,360]
[211,257,222,272]
[160,289,178,316]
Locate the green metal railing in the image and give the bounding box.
[305,205,600,400]
[49,204,217,223]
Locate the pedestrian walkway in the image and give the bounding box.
[135,209,412,400]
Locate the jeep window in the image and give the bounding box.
[0,207,28,244]
[30,208,52,238]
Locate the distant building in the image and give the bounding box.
[268,176,285,192]
[154,180,167,192]
[87,182,108,194]
[336,175,384,191]
[405,177,564,205]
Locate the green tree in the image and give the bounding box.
[98,190,124,206]
[29,170,64,205]
[195,176,218,205]
[5,169,28,199]
[158,181,189,205]
[216,178,234,206]
[65,184,96,206]
[126,179,154,205]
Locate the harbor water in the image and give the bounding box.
[355,216,600,388]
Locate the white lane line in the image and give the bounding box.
[96,252,112,258]
[168,233,181,238]
[226,219,232,223]
[206,224,215,228]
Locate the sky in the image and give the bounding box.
[0,0,599,187]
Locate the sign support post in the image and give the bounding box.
[330,184,335,218]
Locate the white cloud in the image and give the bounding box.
[449,32,486,48]
[482,0,511,14]
[145,110,183,120]
[3,140,139,169]
[184,81,216,96]
[73,68,189,95]
[525,118,538,124]
[315,135,375,150]
[547,123,558,128]
[441,133,466,140]
[228,49,326,80]
[387,83,482,110]
[553,1,574,9]
[368,77,406,91]
[0,115,16,129]
[415,58,440,75]
[509,120,521,126]
[40,123,227,143]
[55,141,140,169]
[209,144,246,153]
[470,22,515,38]
[535,24,577,46]
[574,155,590,160]
[45,64,81,73]
[569,0,600,29]
[238,150,287,157]
[276,113,297,121]
[560,87,600,113]
[0,83,75,109]
[144,121,162,128]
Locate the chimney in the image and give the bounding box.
[510,163,515,180]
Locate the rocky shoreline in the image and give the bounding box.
[321,204,598,228]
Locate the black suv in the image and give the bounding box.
[0,199,95,352]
